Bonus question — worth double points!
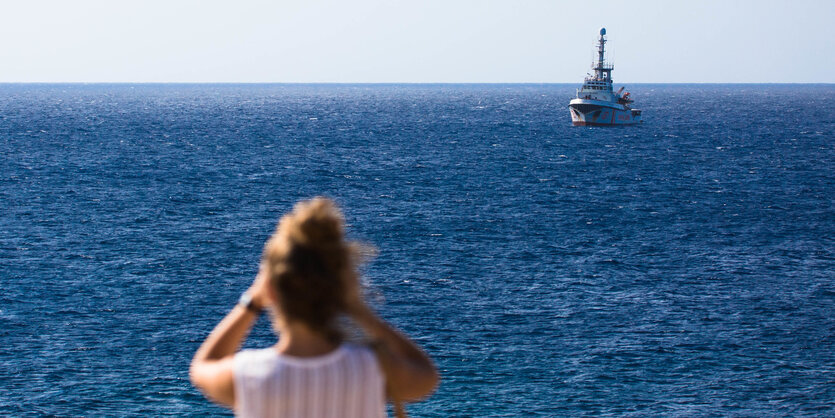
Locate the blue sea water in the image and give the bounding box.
[1,84,833,416]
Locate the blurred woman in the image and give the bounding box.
[190,197,438,417]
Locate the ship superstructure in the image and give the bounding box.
[569,28,641,126]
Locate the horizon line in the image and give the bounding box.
[0,81,832,85]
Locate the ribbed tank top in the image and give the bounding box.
[233,344,385,418]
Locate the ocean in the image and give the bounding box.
[1,84,833,416]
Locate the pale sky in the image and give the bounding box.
[0,0,832,83]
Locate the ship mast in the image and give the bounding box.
[593,28,613,82]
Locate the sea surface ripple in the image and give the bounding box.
[1,84,833,416]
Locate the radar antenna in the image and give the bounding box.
[593,28,613,82]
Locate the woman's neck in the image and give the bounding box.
[275,321,338,357]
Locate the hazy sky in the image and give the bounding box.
[0,0,832,83]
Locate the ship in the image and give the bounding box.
[569,28,642,126]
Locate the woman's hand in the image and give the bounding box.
[247,263,273,310]
[343,273,370,319]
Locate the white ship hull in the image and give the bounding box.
[568,98,642,126]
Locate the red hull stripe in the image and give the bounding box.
[572,121,639,127]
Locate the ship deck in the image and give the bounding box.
[568,98,628,111]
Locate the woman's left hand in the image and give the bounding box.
[247,263,273,310]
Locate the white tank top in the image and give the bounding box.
[233,344,386,418]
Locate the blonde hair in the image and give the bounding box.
[262,197,359,343]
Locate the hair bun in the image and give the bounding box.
[279,197,345,248]
[263,197,361,344]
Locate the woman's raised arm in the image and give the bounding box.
[189,269,271,408]
[350,304,439,401]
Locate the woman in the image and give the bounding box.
[190,197,438,417]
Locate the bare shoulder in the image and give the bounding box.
[190,355,237,408]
